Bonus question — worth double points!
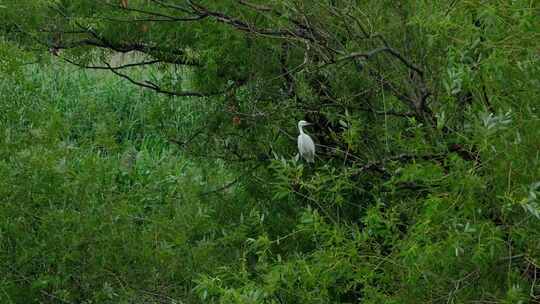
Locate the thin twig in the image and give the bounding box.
[102,61,215,97]
[63,57,161,70]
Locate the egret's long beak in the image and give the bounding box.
[305,123,313,126]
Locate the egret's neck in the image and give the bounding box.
[298,125,305,134]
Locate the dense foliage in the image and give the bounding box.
[1,1,539,303]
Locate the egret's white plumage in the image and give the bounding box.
[297,120,315,163]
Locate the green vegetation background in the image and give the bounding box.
[0,1,539,303]
[0,65,244,303]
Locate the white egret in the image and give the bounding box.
[297,120,315,163]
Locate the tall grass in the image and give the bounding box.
[0,64,243,303]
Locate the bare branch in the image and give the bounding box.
[43,7,200,66]
[189,2,290,37]
[353,153,446,176]
[236,0,273,12]
[101,61,214,97]
[357,107,415,117]
[48,38,199,66]
[101,0,207,22]
[150,0,193,14]
[63,57,161,70]
[335,47,424,76]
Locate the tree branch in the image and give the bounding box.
[336,47,424,76]
[63,57,161,70]
[236,0,273,12]
[101,0,207,22]
[353,153,446,176]
[101,61,215,97]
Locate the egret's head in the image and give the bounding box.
[298,120,312,128]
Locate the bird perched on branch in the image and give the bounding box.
[297,120,315,163]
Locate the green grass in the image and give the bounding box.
[0,64,244,303]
